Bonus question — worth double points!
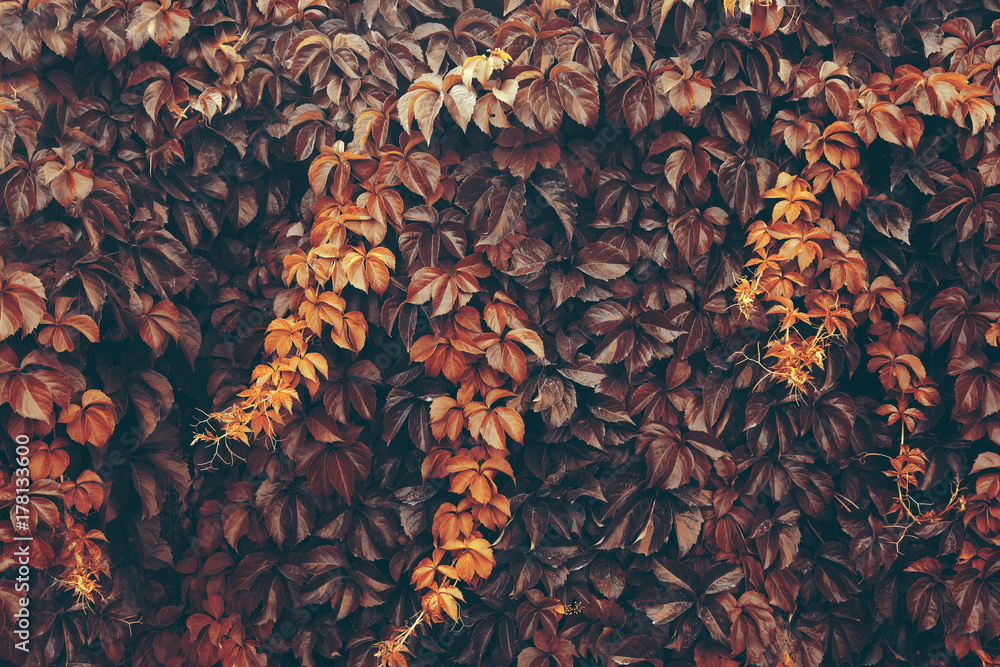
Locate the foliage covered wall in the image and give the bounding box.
[3,0,1000,665]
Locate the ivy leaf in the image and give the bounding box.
[479,177,526,246]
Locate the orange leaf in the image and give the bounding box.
[411,549,460,589]
[421,582,465,623]
[28,437,70,479]
[60,470,105,514]
[433,502,475,545]
[58,389,117,448]
[440,536,494,583]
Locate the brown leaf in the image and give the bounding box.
[574,242,630,280]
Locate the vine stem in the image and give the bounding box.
[375,610,426,667]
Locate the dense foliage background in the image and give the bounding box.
[3,0,1000,665]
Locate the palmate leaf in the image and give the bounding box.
[59,470,104,514]
[462,389,524,452]
[718,155,779,224]
[255,478,315,549]
[0,269,46,340]
[478,177,526,246]
[296,434,372,503]
[58,389,116,448]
